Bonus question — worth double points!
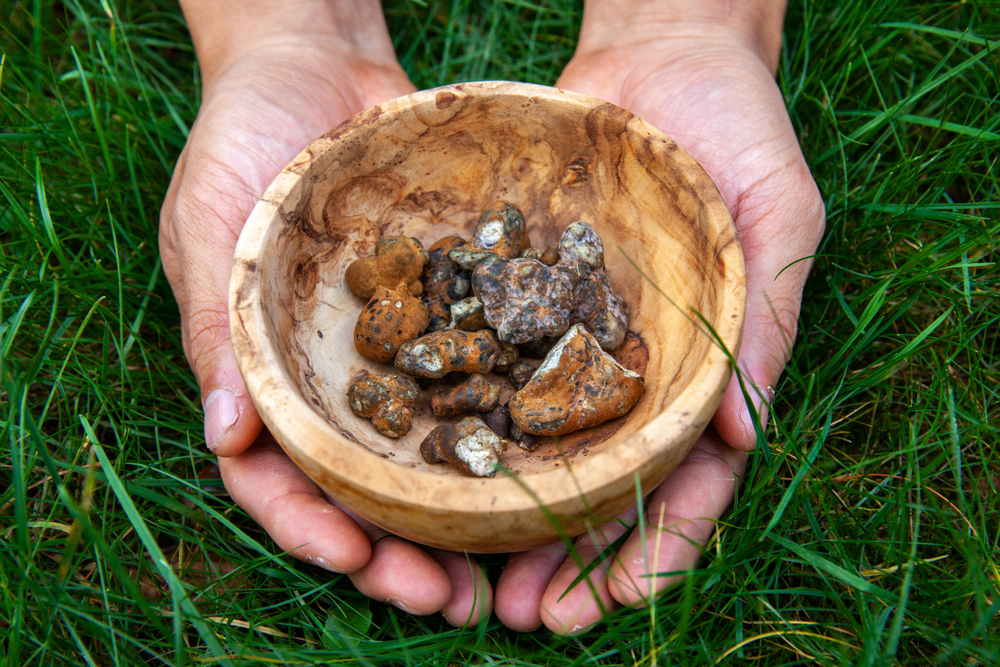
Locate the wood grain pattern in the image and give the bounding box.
[230,81,745,552]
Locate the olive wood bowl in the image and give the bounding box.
[230,81,745,553]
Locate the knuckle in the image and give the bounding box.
[185,303,233,365]
[684,438,741,476]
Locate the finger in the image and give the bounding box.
[495,542,569,632]
[425,548,493,627]
[714,160,826,451]
[608,428,747,606]
[326,501,452,616]
[345,530,452,616]
[217,432,371,573]
[538,507,638,635]
[162,158,266,457]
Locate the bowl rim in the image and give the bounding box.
[229,81,745,529]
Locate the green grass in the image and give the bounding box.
[1,0,998,664]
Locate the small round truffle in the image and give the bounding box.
[346,235,429,299]
[347,372,420,438]
[354,287,430,363]
[448,201,526,269]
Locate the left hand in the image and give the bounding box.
[493,0,826,633]
[159,0,494,626]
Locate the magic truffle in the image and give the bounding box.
[394,329,502,378]
[448,201,526,269]
[353,286,430,363]
[421,236,470,331]
[347,372,421,438]
[420,416,507,477]
[345,235,429,299]
[430,373,501,419]
[508,324,644,436]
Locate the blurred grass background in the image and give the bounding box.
[1,0,998,664]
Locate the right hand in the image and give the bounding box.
[494,0,825,633]
[160,1,493,625]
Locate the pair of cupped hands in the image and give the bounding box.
[160,2,824,633]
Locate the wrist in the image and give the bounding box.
[180,0,396,90]
[576,0,787,73]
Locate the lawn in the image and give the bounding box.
[1,0,998,665]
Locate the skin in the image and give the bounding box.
[160,0,824,633]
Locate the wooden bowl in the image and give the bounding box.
[230,81,745,553]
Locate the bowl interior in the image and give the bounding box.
[246,83,740,479]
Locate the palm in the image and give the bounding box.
[560,44,812,244]
[164,43,414,257]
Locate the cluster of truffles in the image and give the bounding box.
[345,201,643,477]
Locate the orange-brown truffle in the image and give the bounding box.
[354,286,430,363]
[420,417,507,477]
[448,201,526,269]
[422,236,469,331]
[394,329,501,378]
[346,236,429,299]
[508,324,643,436]
[430,374,501,418]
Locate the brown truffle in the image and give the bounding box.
[557,221,604,270]
[472,257,578,344]
[481,404,510,440]
[347,372,420,438]
[507,360,536,390]
[508,419,539,451]
[420,417,507,477]
[430,374,501,418]
[557,221,629,350]
[353,286,430,363]
[494,343,520,372]
[448,296,488,331]
[394,329,502,378]
[540,244,560,266]
[422,236,470,331]
[508,324,644,436]
[570,270,630,351]
[448,201,526,269]
[346,236,430,299]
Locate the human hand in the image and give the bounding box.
[159,0,492,625]
[494,0,826,633]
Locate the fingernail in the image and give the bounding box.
[204,388,238,451]
[305,555,345,574]
[386,598,419,614]
[568,621,597,635]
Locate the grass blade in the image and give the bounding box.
[83,418,232,664]
[770,534,898,603]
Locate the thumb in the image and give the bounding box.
[160,160,264,458]
[713,162,825,451]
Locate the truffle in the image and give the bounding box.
[508,324,644,436]
[347,372,421,438]
[420,417,507,477]
[395,329,502,378]
[353,286,430,363]
[346,236,429,299]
